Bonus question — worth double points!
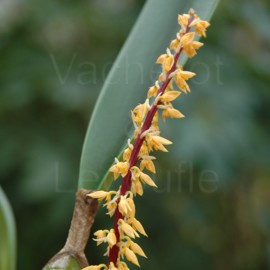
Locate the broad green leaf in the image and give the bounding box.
[78,0,220,191]
[0,187,16,270]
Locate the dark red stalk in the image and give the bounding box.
[108,17,194,266]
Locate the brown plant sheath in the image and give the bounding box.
[44,189,98,268]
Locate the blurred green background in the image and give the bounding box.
[1,0,270,269]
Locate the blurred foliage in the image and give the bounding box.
[0,0,270,270]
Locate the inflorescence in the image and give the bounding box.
[83,9,210,270]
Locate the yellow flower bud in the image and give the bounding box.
[124,247,140,266]
[132,218,148,237]
[107,229,117,248]
[109,161,129,180]
[162,107,185,122]
[174,70,196,93]
[139,171,157,188]
[88,191,109,201]
[178,14,189,27]
[194,20,210,37]
[119,219,139,238]
[160,90,181,102]
[130,241,147,258]
[147,85,159,98]
[156,54,174,72]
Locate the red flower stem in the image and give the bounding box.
[108,51,180,265]
[108,17,194,266]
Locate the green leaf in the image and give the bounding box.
[0,187,16,270]
[78,0,220,191]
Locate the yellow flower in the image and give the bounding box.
[131,178,144,196]
[140,156,156,173]
[93,229,116,248]
[140,171,157,187]
[194,19,210,37]
[107,229,117,248]
[118,196,136,217]
[145,134,172,152]
[147,85,159,98]
[161,105,185,121]
[88,191,110,201]
[124,247,140,267]
[178,14,190,27]
[123,147,131,162]
[131,99,150,124]
[93,230,108,246]
[119,219,139,238]
[123,140,133,161]
[132,218,148,237]
[117,261,129,270]
[174,70,196,93]
[130,241,147,258]
[156,53,174,72]
[109,161,129,180]
[180,32,194,46]
[158,71,166,82]
[180,32,204,57]
[131,166,157,188]
[118,196,130,216]
[105,201,117,217]
[126,197,136,217]
[160,90,181,103]
[138,141,149,157]
[170,38,180,52]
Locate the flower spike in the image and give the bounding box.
[83,8,210,270]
